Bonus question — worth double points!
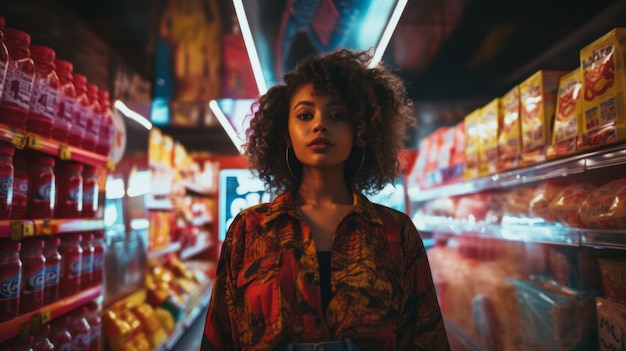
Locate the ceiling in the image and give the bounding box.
[5,0,626,153]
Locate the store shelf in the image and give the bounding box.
[147,242,182,260]
[0,124,108,168]
[180,241,213,260]
[408,142,626,202]
[416,215,626,249]
[33,218,105,235]
[0,284,102,343]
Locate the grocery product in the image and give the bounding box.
[96,90,115,157]
[55,161,83,218]
[0,143,14,219]
[58,234,82,298]
[548,68,583,159]
[68,306,91,351]
[10,156,28,219]
[80,232,94,290]
[580,177,626,228]
[91,231,105,287]
[19,238,45,313]
[85,301,102,351]
[548,246,604,291]
[68,73,89,148]
[0,28,35,131]
[596,296,626,351]
[463,108,481,179]
[498,85,522,171]
[82,83,101,150]
[81,165,98,218]
[548,183,597,227]
[528,179,574,223]
[0,17,9,103]
[598,257,626,305]
[0,240,21,322]
[42,236,61,305]
[27,45,59,138]
[52,59,75,143]
[49,315,73,351]
[27,155,55,219]
[478,98,500,176]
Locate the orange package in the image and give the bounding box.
[498,85,522,171]
[478,98,500,177]
[547,68,583,159]
[580,177,626,229]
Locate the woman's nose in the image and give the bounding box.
[312,115,328,132]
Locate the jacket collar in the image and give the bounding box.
[261,189,383,228]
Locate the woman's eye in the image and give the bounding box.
[329,111,345,120]
[296,112,313,120]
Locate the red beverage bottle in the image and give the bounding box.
[52,59,74,143]
[32,323,54,351]
[81,166,98,219]
[68,306,91,351]
[82,84,100,151]
[42,236,61,305]
[0,16,9,102]
[27,156,55,219]
[85,301,101,351]
[0,143,14,219]
[0,241,21,322]
[79,232,94,290]
[19,238,45,314]
[58,234,82,298]
[90,231,105,287]
[27,45,59,138]
[55,161,83,218]
[96,90,114,157]
[49,315,73,351]
[69,74,89,149]
[0,28,35,130]
[10,156,28,219]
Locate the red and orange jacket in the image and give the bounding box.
[201,190,449,351]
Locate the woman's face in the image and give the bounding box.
[288,83,355,171]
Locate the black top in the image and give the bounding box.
[316,250,332,314]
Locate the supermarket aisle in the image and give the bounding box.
[171,306,208,351]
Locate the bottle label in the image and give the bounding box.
[68,185,82,202]
[0,61,6,100]
[44,264,60,286]
[0,274,21,298]
[13,178,27,198]
[58,95,75,123]
[93,253,104,271]
[74,101,89,128]
[0,176,13,197]
[36,181,53,200]
[81,254,93,273]
[3,61,33,110]
[24,267,45,292]
[69,257,82,277]
[31,76,59,120]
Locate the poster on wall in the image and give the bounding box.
[152,0,258,126]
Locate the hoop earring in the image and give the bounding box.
[286,146,298,180]
[353,147,366,178]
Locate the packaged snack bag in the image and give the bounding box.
[498,85,522,171]
[547,68,583,159]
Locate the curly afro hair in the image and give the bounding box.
[244,49,416,195]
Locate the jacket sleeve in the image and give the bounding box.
[201,218,240,351]
[400,220,451,351]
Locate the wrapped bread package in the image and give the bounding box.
[528,179,575,223]
[549,183,597,227]
[596,296,626,351]
[580,177,626,229]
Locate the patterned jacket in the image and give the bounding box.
[201,190,449,351]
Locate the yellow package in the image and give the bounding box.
[520,70,567,154]
[553,68,583,143]
[478,98,500,176]
[463,108,481,179]
[498,85,521,171]
[579,27,626,149]
[580,177,626,229]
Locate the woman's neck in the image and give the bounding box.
[295,168,352,206]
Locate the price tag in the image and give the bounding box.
[30,313,41,334]
[59,145,72,160]
[23,222,34,238]
[10,133,27,149]
[27,135,41,150]
[41,220,52,235]
[41,309,51,324]
[10,221,23,241]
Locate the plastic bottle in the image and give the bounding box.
[27,45,59,138]
[81,165,98,219]
[69,74,89,149]
[85,301,101,351]
[58,234,82,298]
[96,90,114,157]
[55,161,83,218]
[42,236,61,305]
[79,232,94,290]
[49,315,73,351]
[10,156,28,219]
[32,323,55,351]
[0,28,35,130]
[82,83,101,151]
[52,59,74,143]
[0,143,14,219]
[0,16,9,103]
[0,241,21,322]
[27,155,55,219]
[68,306,91,351]
[19,238,45,314]
[90,231,105,287]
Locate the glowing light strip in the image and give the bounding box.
[369,0,408,68]
[232,0,268,95]
[209,100,245,154]
[114,100,153,130]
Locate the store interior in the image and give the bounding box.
[1,0,626,350]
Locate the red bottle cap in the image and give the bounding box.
[3,28,30,46]
[22,238,45,249]
[33,156,55,166]
[0,241,21,252]
[30,45,56,64]
[44,236,61,247]
[73,73,87,89]
[64,234,83,243]
[55,59,73,77]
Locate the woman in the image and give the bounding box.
[201,49,449,351]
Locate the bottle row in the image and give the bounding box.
[1,300,101,351]
[0,16,114,157]
[0,147,100,220]
[0,231,105,324]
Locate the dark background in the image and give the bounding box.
[2,0,626,153]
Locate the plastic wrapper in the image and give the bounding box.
[596,296,626,351]
[580,177,626,229]
[548,183,597,227]
[529,180,575,223]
